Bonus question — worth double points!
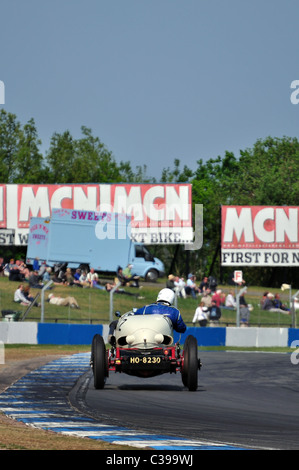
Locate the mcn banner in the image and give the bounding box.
[221,205,299,266]
[0,183,193,246]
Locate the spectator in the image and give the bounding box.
[38,261,47,279]
[28,271,44,288]
[48,293,80,308]
[208,276,218,293]
[201,288,212,307]
[9,260,26,282]
[16,260,30,280]
[123,264,140,287]
[4,259,15,277]
[23,285,36,303]
[166,274,175,290]
[262,293,289,314]
[199,276,209,294]
[65,267,75,285]
[273,293,290,312]
[208,300,222,324]
[43,267,52,282]
[33,257,40,271]
[225,289,237,308]
[185,274,198,299]
[212,289,225,307]
[87,268,100,288]
[174,276,186,299]
[192,302,209,327]
[79,270,89,287]
[105,281,144,298]
[117,266,140,288]
[73,269,83,287]
[14,284,31,306]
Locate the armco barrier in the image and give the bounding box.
[0,322,298,347]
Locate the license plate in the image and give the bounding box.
[129,356,162,365]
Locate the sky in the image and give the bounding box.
[1,0,299,180]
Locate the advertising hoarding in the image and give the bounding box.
[0,183,193,245]
[221,205,299,266]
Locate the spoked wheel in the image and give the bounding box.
[91,334,108,389]
[181,335,199,391]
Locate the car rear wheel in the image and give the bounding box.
[92,334,108,389]
[181,335,198,391]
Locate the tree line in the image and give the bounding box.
[1,109,299,287]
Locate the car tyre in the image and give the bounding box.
[181,335,198,391]
[92,334,108,389]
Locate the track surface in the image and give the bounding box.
[84,351,299,450]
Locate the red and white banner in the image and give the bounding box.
[0,183,193,245]
[221,206,299,266]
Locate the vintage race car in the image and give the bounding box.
[90,311,201,391]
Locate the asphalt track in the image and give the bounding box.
[82,351,299,450]
[1,351,299,450]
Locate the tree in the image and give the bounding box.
[14,118,45,183]
[0,110,21,182]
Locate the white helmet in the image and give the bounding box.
[157,288,175,306]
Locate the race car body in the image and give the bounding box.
[91,311,201,391]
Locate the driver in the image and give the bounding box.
[134,288,187,333]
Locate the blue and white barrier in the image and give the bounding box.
[0,322,299,347]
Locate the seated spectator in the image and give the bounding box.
[199,276,209,294]
[23,285,35,303]
[212,289,225,307]
[87,268,101,288]
[273,293,290,312]
[260,292,269,308]
[28,270,44,288]
[42,267,52,282]
[262,292,289,314]
[16,260,30,280]
[73,268,83,286]
[79,270,89,287]
[65,267,75,285]
[53,262,68,284]
[185,274,199,298]
[123,264,140,287]
[117,266,140,288]
[4,259,15,277]
[38,261,47,279]
[9,260,26,282]
[225,289,236,308]
[208,301,222,323]
[14,284,31,306]
[48,293,80,308]
[201,287,212,307]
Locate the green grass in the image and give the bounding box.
[0,276,297,327]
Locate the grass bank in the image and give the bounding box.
[0,276,297,327]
